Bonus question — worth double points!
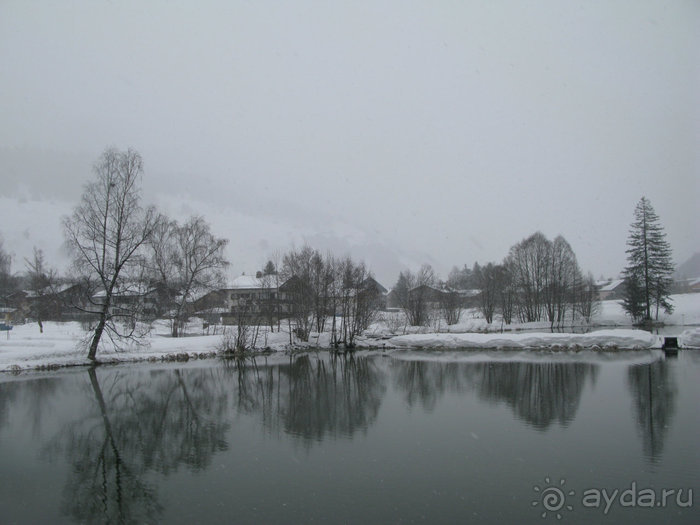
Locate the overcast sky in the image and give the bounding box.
[1,0,698,285]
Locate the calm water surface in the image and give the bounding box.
[0,350,698,524]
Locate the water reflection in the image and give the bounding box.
[0,353,688,524]
[0,380,17,430]
[627,360,677,462]
[391,359,598,429]
[0,376,61,435]
[47,367,229,524]
[227,354,387,444]
[470,362,598,429]
[392,361,463,411]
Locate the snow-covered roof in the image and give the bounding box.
[92,285,157,298]
[52,283,78,294]
[599,279,624,292]
[229,275,264,289]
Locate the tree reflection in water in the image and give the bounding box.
[627,360,676,462]
[392,359,598,429]
[47,366,230,524]
[225,353,387,445]
[470,362,598,429]
[18,354,664,523]
[392,361,462,411]
[0,376,61,436]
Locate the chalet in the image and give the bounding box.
[223,274,281,324]
[689,278,700,293]
[359,277,388,310]
[672,277,700,294]
[408,284,445,308]
[0,306,19,324]
[597,279,625,301]
[92,285,160,320]
[193,273,389,325]
[191,274,289,325]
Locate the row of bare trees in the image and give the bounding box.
[471,233,598,328]
[503,232,599,327]
[391,233,599,330]
[280,246,383,347]
[62,147,229,359]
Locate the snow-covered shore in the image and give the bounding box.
[386,329,663,350]
[1,293,699,372]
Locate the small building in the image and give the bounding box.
[597,279,625,301]
[195,274,290,325]
[0,306,19,324]
[92,285,160,320]
[689,278,700,293]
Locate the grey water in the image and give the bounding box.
[0,350,698,524]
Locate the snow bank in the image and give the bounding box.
[0,322,225,372]
[389,349,664,365]
[387,329,663,350]
[679,328,700,348]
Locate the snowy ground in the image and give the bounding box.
[1,293,699,372]
[387,329,663,351]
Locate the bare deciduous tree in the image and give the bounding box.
[0,236,18,300]
[338,257,381,347]
[24,247,57,333]
[505,232,583,328]
[280,246,328,342]
[438,288,463,325]
[544,236,581,329]
[576,273,600,324]
[63,148,159,360]
[149,215,229,337]
[475,262,503,324]
[393,264,436,326]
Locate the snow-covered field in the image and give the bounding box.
[1,293,699,372]
[592,293,700,327]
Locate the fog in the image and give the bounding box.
[1,0,698,285]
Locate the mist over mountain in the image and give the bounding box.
[675,252,700,280]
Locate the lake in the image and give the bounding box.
[0,350,698,524]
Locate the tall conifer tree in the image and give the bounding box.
[622,197,674,322]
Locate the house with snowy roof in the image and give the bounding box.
[597,279,625,301]
[91,283,160,320]
[689,278,700,293]
[192,274,287,325]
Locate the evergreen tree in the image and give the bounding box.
[622,197,674,322]
[263,260,276,276]
[621,275,645,324]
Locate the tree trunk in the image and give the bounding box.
[88,313,107,361]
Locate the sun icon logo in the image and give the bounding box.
[532,477,575,520]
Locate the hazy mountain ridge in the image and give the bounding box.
[675,252,700,280]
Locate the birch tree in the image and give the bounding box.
[63,148,158,360]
